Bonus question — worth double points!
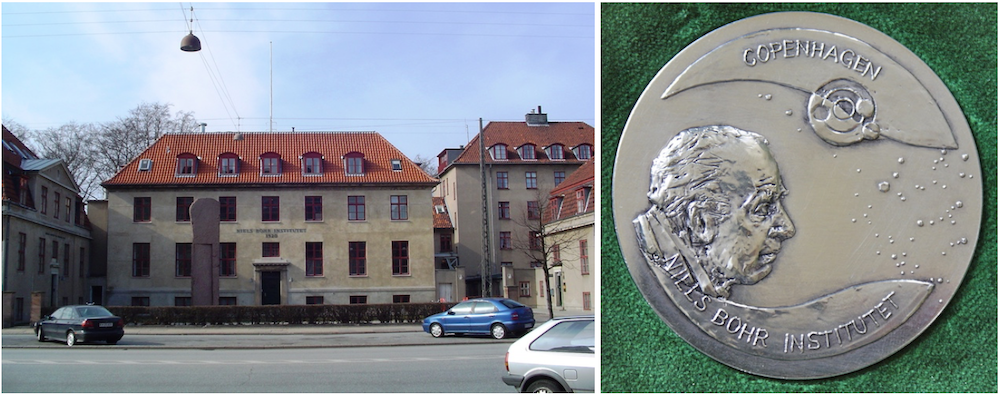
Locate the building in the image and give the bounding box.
[539,158,595,313]
[95,131,438,306]
[432,196,464,302]
[2,126,92,327]
[434,108,594,305]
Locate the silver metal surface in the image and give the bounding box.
[612,12,982,379]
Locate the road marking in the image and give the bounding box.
[1,355,504,365]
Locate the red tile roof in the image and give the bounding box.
[103,132,438,188]
[447,121,594,167]
[544,158,595,224]
[432,196,453,229]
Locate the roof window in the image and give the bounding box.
[489,144,508,161]
[302,152,323,176]
[175,154,198,177]
[138,159,153,172]
[518,144,536,160]
[344,152,365,176]
[260,152,282,176]
[391,159,403,171]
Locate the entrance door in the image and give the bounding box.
[261,272,281,305]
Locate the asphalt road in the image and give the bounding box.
[2,344,514,392]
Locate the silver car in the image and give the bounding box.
[503,316,595,393]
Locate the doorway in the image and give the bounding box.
[261,271,281,305]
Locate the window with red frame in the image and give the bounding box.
[306,296,324,305]
[553,243,561,264]
[219,196,237,221]
[260,153,281,175]
[344,152,365,175]
[518,144,536,160]
[349,242,366,276]
[527,201,540,220]
[499,232,512,250]
[306,242,323,276]
[262,196,280,222]
[262,242,280,257]
[348,196,365,221]
[349,295,367,304]
[489,144,507,160]
[176,197,193,222]
[305,196,322,221]
[498,201,510,220]
[496,171,508,189]
[302,153,323,175]
[519,281,530,297]
[580,239,590,275]
[530,231,542,250]
[525,172,537,189]
[547,144,565,160]
[219,154,239,176]
[176,243,192,277]
[439,233,452,253]
[176,154,197,176]
[554,171,566,186]
[132,243,150,277]
[393,295,410,303]
[391,195,408,220]
[583,292,592,311]
[392,241,409,275]
[134,197,151,222]
[219,243,237,277]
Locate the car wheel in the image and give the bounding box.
[66,331,77,347]
[430,323,444,338]
[35,327,45,342]
[491,323,508,339]
[525,379,562,393]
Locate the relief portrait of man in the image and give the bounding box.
[633,125,796,299]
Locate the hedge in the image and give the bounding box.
[42,303,457,326]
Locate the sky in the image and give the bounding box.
[1,2,596,163]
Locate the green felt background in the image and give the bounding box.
[600,3,997,392]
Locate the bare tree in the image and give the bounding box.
[29,122,103,201]
[2,117,31,141]
[511,190,581,320]
[412,154,438,177]
[93,102,198,188]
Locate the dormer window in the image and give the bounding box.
[260,152,282,176]
[546,144,565,160]
[344,152,365,176]
[176,153,198,177]
[489,144,508,160]
[218,153,239,176]
[302,152,323,176]
[518,144,536,160]
[573,144,593,160]
[391,159,403,171]
[576,186,592,213]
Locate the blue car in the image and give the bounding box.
[423,298,535,339]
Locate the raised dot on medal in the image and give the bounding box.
[939,217,944,221]
[854,193,859,197]
[909,237,915,242]
[898,157,905,164]
[942,184,947,189]
[785,110,793,116]
[868,205,873,209]
[878,182,890,192]
[915,264,919,268]
[939,299,943,303]
[892,172,899,178]
[889,239,895,244]
[857,168,862,173]
[863,213,868,218]
[941,150,947,155]
[920,186,925,190]
[914,184,920,189]
[917,220,924,227]
[948,214,953,218]
[961,153,969,161]
[931,166,936,170]
[876,250,881,255]
[939,157,945,162]
[942,251,947,255]
[937,278,943,283]
[900,196,906,201]
[956,201,963,208]
[900,271,905,275]
[875,233,879,237]
[932,159,939,164]
[852,218,856,223]
[897,192,902,196]
[960,237,968,244]
[764,94,772,100]
[902,252,907,257]
[900,261,905,266]
[959,172,966,178]
[951,220,956,225]
[910,270,914,274]
[758,93,763,98]
[932,180,938,184]
[891,254,897,259]
[929,220,935,225]
[949,242,955,247]
[944,163,949,168]
[895,262,900,267]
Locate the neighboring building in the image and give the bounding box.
[539,158,595,313]
[434,107,594,304]
[96,132,438,306]
[432,196,464,302]
[2,126,92,327]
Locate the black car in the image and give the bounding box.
[34,305,125,346]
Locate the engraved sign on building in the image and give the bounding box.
[612,12,982,379]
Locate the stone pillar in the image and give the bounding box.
[190,198,220,306]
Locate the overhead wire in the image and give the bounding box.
[179,3,241,131]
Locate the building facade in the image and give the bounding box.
[97,132,438,306]
[540,159,595,313]
[2,126,92,326]
[434,108,594,305]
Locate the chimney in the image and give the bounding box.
[199,123,207,133]
[525,105,548,126]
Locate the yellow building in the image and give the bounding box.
[96,132,438,306]
[540,159,595,313]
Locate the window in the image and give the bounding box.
[220,196,237,221]
[554,171,566,186]
[496,171,508,189]
[17,233,26,271]
[498,202,510,220]
[583,292,592,311]
[573,144,593,160]
[63,243,70,277]
[344,152,365,175]
[392,241,409,276]
[54,192,61,218]
[391,159,402,171]
[262,196,280,221]
[132,243,150,277]
[138,159,153,171]
[262,242,280,257]
[51,240,59,272]
[530,231,542,250]
[219,243,237,277]
[527,201,540,220]
[348,196,366,221]
[176,154,197,176]
[219,154,239,176]
[79,247,86,278]
[40,187,48,214]
[175,297,192,307]
[134,197,151,222]
[525,172,537,189]
[306,296,324,305]
[439,233,452,253]
[518,144,536,160]
[391,195,408,220]
[64,197,71,222]
[577,187,592,213]
[176,197,193,222]
[580,240,590,275]
[349,242,366,276]
[306,242,323,277]
[547,144,565,160]
[131,297,150,307]
[489,144,507,160]
[302,153,323,175]
[219,297,237,305]
[519,281,531,297]
[393,295,410,303]
[305,196,323,221]
[553,243,561,264]
[529,320,595,353]
[38,237,46,274]
[552,197,565,220]
[349,295,367,304]
[260,153,281,175]
[500,232,512,250]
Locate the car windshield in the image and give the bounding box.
[529,320,595,354]
[498,299,525,309]
[76,306,113,318]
